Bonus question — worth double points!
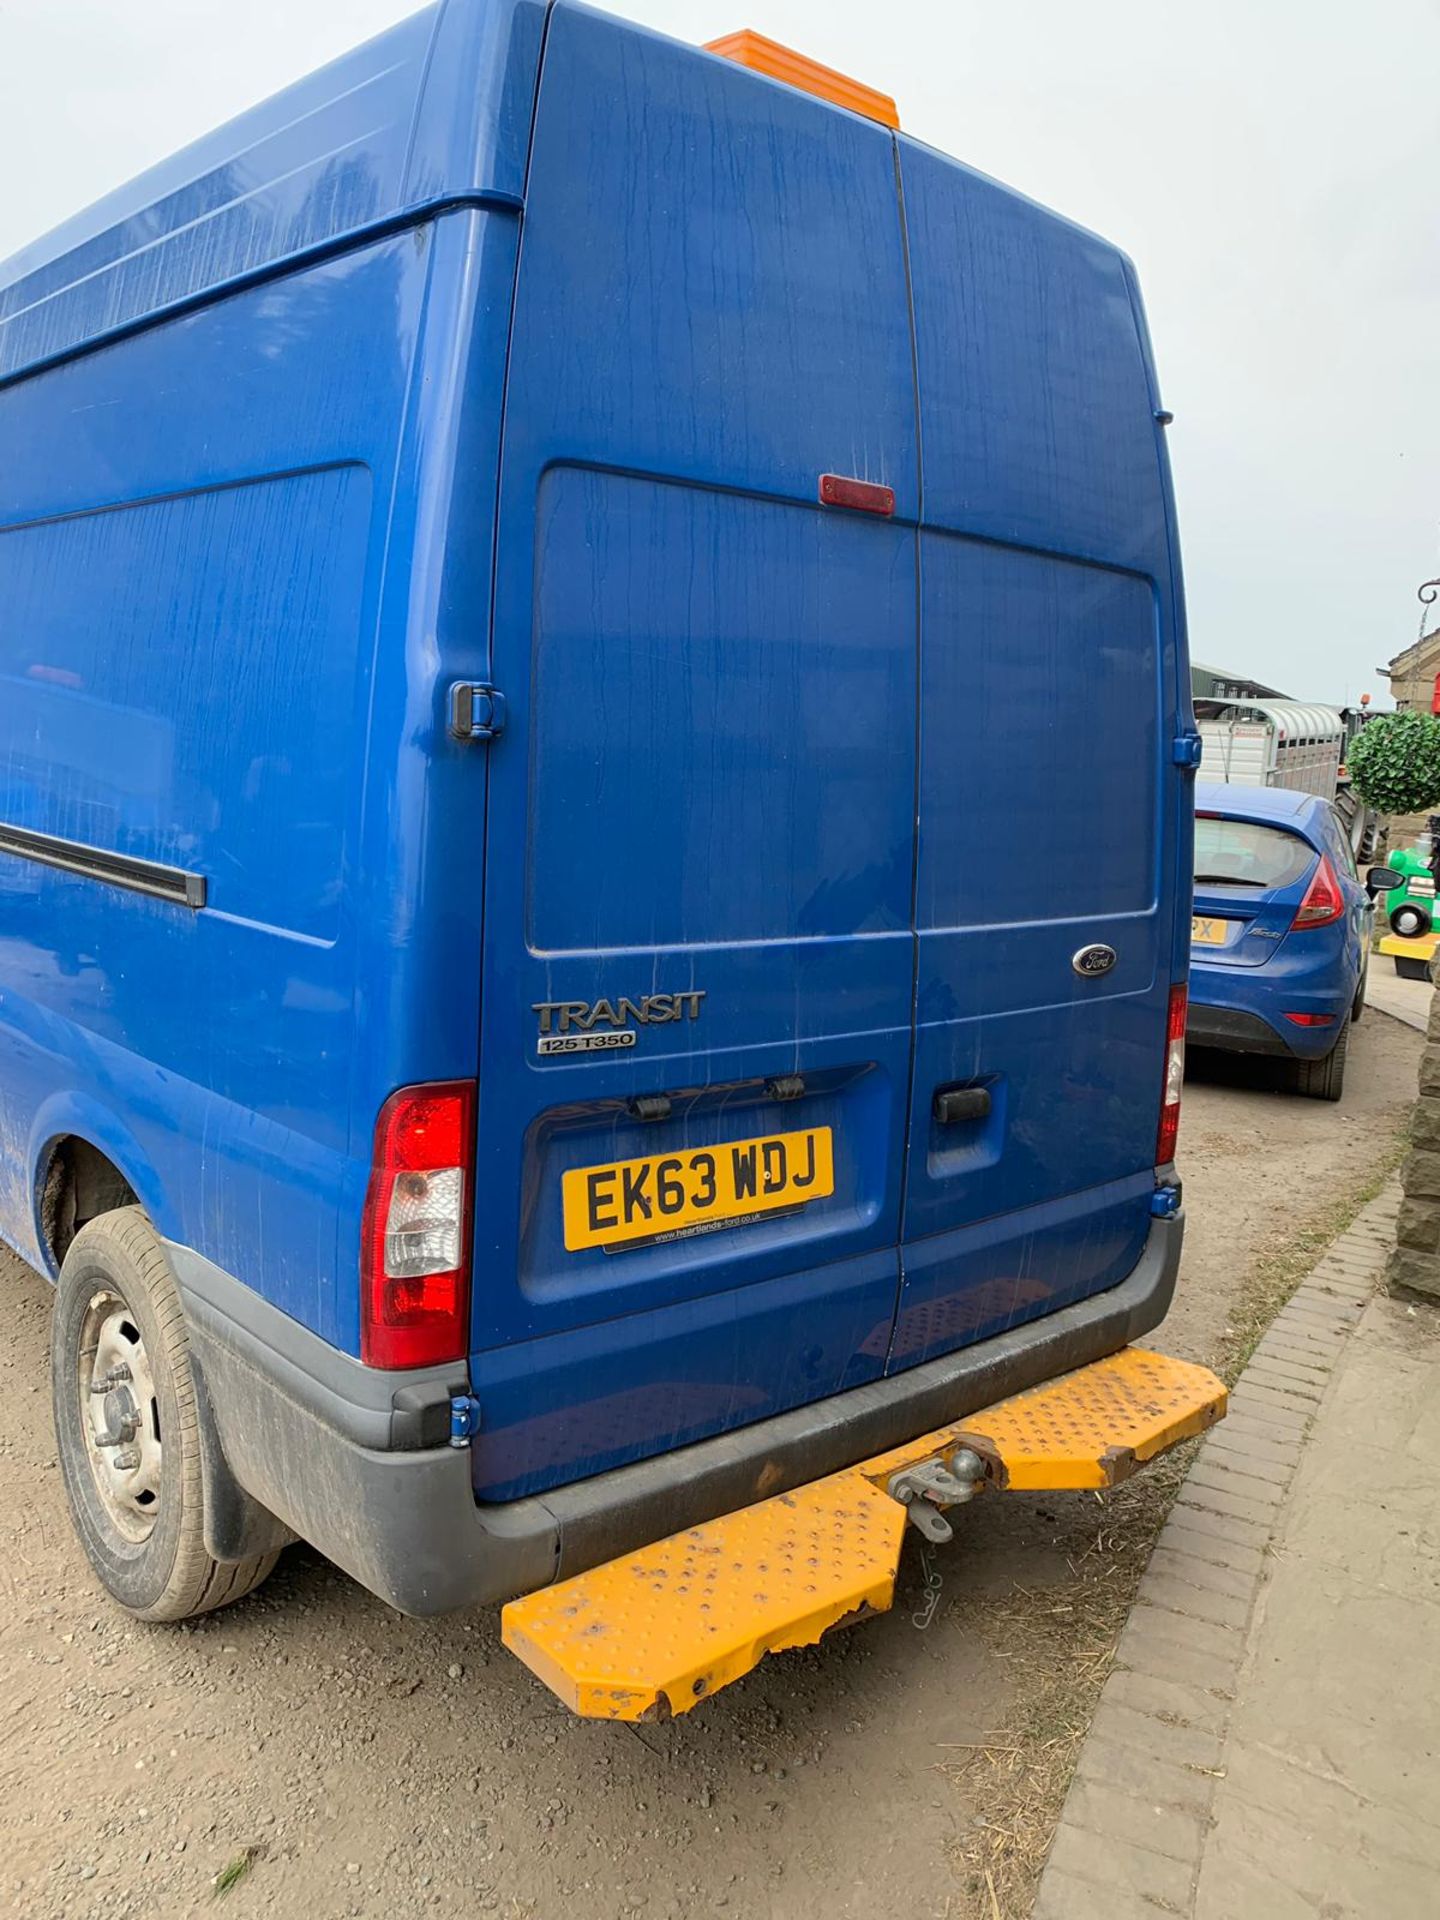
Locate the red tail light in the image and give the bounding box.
[1291,855,1344,929]
[361,1080,475,1369]
[1156,983,1186,1167]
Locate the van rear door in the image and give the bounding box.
[891,143,1185,1369]
[467,8,920,1499]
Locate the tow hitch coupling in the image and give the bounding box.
[886,1447,987,1543]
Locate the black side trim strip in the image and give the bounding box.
[0,823,206,908]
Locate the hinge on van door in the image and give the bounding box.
[1172,731,1203,770]
[449,682,507,742]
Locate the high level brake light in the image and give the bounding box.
[361,1081,475,1369]
[705,30,900,129]
[1156,984,1187,1168]
[1290,855,1344,929]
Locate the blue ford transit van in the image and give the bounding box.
[0,2,1197,1655]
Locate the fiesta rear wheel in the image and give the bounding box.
[51,1207,279,1621]
[1291,1016,1349,1103]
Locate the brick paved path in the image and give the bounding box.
[1034,1183,1438,1920]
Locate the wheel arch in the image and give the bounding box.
[28,1093,181,1278]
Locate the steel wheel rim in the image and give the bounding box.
[77,1290,163,1543]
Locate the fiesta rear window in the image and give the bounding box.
[1195,816,1316,890]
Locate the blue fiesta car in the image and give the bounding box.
[1187,783,1379,1101]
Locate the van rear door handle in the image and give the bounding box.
[933,1085,992,1126]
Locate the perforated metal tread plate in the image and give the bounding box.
[501,1346,1226,1719]
[502,1474,906,1721]
[860,1344,1228,1493]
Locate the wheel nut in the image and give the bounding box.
[112,1447,141,1472]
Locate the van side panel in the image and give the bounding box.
[0,469,368,940]
[0,231,435,1337]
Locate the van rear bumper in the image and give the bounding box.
[169,1209,1183,1617]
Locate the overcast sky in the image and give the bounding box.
[2,0,1436,704]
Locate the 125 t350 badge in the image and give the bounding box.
[532,991,706,1056]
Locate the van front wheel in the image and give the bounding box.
[51,1207,279,1621]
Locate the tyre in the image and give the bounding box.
[1291,1017,1349,1103]
[1390,903,1431,938]
[51,1206,279,1621]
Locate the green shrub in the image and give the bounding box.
[1347,710,1440,816]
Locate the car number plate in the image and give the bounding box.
[562,1127,835,1253]
[1191,915,1230,946]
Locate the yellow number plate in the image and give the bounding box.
[562,1127,835,1253]
[1191,915,1230,946]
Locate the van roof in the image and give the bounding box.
[0,0,541,383]
[1,0,1130,392]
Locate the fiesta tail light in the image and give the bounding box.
[1156,983,1187,1167]
[1291,854,1344,929]
[361,1080,475,1369]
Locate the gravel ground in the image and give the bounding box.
[1163,1004,1418,1365]
[0,1009,1420,1920]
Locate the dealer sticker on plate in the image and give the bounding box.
[561,1127,834,1253]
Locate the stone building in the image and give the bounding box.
[1380,626,1440,713]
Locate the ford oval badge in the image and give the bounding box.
[1072,943,1117,979]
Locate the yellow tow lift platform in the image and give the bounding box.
[502,1346,1226,1719]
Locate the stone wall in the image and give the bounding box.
[1389,982,1440,1300]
